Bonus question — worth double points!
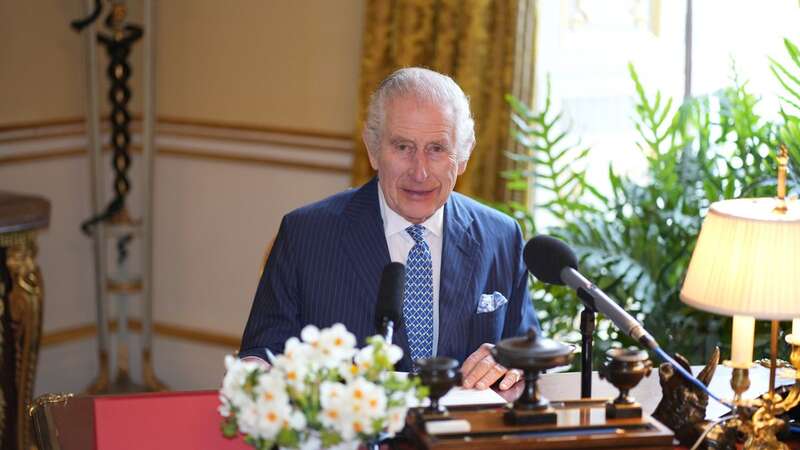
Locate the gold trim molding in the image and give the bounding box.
[0,117,355,173]
[159,147,351,174]
[0,116,352,143]
[42,319,241,349]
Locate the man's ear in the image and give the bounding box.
[457,138,475,175]
[363,130,380,170]
[457,159,468,175]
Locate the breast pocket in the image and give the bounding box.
[470,301,508,345]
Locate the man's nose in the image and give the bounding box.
[409,151,429,181]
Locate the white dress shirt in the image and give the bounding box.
[377,185,443,356]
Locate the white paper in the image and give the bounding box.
[420,387,507,407]
[393,372,508,407]
[425,419,471,435]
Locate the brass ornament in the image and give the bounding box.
[0,273,5,442]
[652,347,737,449]
[28,392,74,417]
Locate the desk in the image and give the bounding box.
[30,368,798,450]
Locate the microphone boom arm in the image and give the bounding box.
[561,268,658,350]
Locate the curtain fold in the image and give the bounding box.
[352,0,537,203]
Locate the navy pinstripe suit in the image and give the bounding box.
[239,178,538,371]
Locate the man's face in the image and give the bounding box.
[366,96,467,224]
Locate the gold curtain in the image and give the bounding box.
[352,0,537,203]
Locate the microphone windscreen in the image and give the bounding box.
[375,262,405,329]
[523,235,578,285]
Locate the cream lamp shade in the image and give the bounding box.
[680,197,800,320]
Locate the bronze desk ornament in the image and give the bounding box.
[415,357,462,416]
[599,348,652,419]
[652,347,736,449]
[491,327,574,425]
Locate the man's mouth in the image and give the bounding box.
[401,188,436,199]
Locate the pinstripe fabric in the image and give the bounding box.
[239,178,539,371]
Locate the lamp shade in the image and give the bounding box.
[680,197,800,320]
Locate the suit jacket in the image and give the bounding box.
[239,178,538,371]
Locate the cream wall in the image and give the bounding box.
[158,0,363,132]
[0,0,365,395]
[0,1,91,123]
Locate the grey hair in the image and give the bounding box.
[363,67,476,162]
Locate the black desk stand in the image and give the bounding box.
[579,307,595,398]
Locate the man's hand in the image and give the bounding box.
[460,343,522,391]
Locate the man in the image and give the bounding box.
[240,67,538,392]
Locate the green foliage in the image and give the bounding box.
[502,40,800,366]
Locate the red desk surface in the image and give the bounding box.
[42,390,248,450]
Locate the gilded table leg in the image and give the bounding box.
[6,235,44,450]
[0,251,7,447]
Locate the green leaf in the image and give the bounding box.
[221,417,238,439]
[320,430,343,448]
[276,428,300,448]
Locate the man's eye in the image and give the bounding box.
[396,143,412,152]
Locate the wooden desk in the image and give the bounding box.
[29,367,799,450]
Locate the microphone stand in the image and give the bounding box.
[579,308,595,398]
[576,287,596,399]
[379,318,394,344]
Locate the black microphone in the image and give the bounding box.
[523,235,731,407]
[375,262,405,343]
[524,235,658,350]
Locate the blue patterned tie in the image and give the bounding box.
[404,224,434,364]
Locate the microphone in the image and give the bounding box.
[375,262,405,343]
[525,235,731,407]
[524,235,658,350]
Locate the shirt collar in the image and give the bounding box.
[377,181,444,238]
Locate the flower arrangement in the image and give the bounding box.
[219,323,425,450]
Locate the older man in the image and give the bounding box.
[240,67,538,392]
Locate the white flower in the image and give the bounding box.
[236,401,260,436]
[254,372,289,405]
[288,409,307,430]
[281,337,314,369]
[320,381,347,429]
[271,353,310,392]
[386,343,403,364]
[221,355,260,410]
[317,323,357,366]
[300,324,320,344]
[218,396,231,417]
[254,400,292,440]
[338,361,361,382]
[386,406,408,435]
[320,381,346,409]
[219,324,419,449]
[347,377,387,420]
[354,346,375,371]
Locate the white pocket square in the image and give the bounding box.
[477,291,508,313]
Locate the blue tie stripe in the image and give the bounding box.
[404,224,434,364]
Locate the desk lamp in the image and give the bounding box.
[680,146,800,449]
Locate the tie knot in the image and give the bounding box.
[406,224,426,243]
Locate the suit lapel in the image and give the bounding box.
[340,179,416,367]
[340,178,391,301]
[437,195,480,361]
